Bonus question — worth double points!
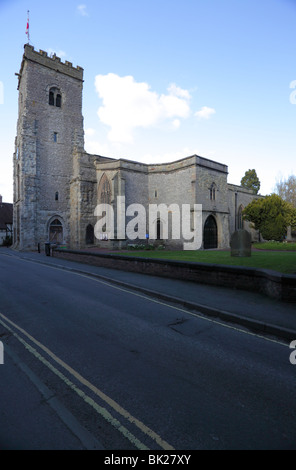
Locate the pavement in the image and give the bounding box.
[2,247,296,343]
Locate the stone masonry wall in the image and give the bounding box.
[228,184,262,241]
[13,45,261,252]
[14,45,84,250]
[53,249,296,303]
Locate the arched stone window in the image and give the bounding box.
[156,219,162,240]
[98,174,111,205]
[56,93,62,107]
[210,182,217,201]
[49,87,62,107]
[49,90,54,105]
[97,174,112,236]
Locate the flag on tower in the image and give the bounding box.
[25,10,30,43]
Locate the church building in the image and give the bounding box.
[13,44,259,251]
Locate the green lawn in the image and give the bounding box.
[253,241,296,251]
[115,248,296,274]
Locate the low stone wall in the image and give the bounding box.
[53,249,296,302]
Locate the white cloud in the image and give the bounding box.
[85,128,96,136]
[140,147,197,164]
[167,83,191,100]
[172,119,181,129]
[77,4,88,16]
[94,74,191,143]
[47,48,67,59]
[195,106,216,120]
[84,140,199,166]
[85,140,113,157]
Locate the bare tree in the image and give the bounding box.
[274,175,296,208]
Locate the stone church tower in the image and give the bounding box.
[13,44,260,251]
[13,44,84,249]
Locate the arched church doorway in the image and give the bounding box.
[49,218,63,244]
[204,215,218,249]
[85,224,94,245]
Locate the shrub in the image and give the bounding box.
[243,194,296,241]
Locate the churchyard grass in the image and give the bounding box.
[117,247,296,274]
[253,241,296,251]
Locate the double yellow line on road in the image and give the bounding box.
[0,254,288,449]
[0,311,174,450]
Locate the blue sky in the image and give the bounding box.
[0,0,295,202]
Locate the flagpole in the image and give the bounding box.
[26,10,30,44]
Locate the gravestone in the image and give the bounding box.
[230,229,252,257]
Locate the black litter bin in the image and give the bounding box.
[45,242,51,256]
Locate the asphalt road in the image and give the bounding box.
[0,250,295,450]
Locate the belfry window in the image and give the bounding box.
[49,90,54,105]
[49,87,62,107]
[56,93,61,107]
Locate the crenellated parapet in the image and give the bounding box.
[17,44,83,89]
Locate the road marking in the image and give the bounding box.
[4,343,104,449]
[0,312,174,451]
[10,255,290,347]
